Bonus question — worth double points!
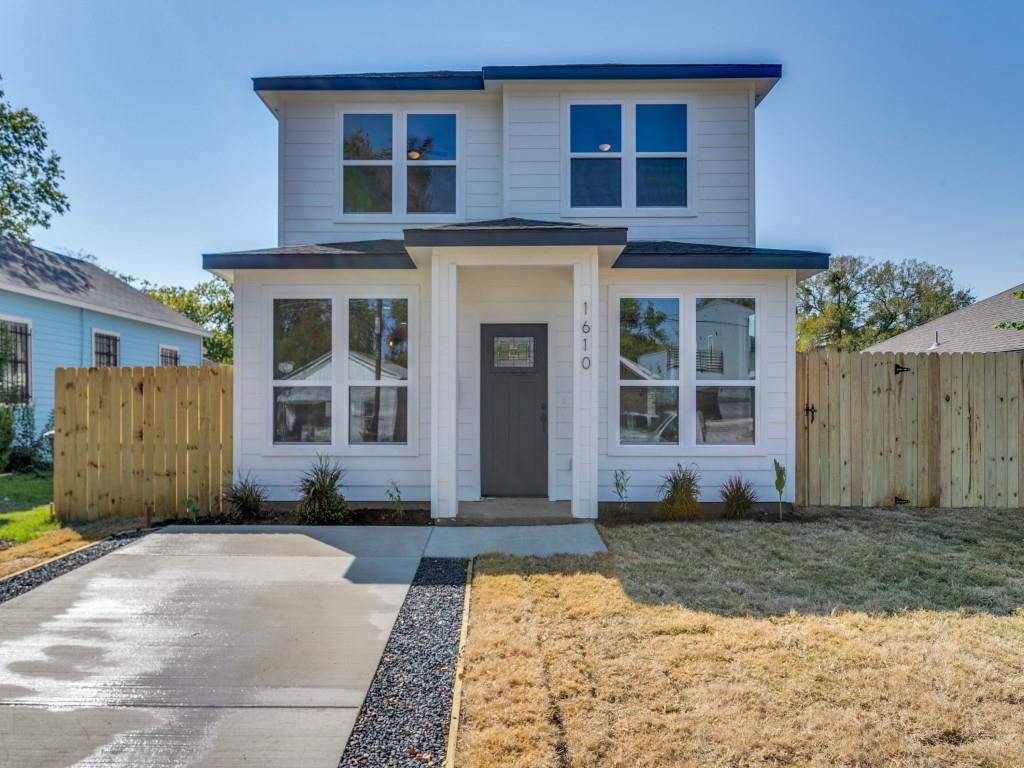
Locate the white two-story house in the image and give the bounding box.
[203,63,829,519]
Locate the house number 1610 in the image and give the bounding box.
[580,300,591,370]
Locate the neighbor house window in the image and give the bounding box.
[695,298,756,445]
[93,331,120,367]
[159,346,180,366]
[272,298,332,445]
[348,298,409,444]
[0,317,31,405]
[342,110,458,217]
[617,297,680,445]
[567,99,690,213]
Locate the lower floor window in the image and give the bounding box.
[349,386,408,444]
[619,386,678,445]
[0,319,31,405]
[696,386,755,445]
[93,332,120,367]
[159,346,180,366]
[273,386,332,444]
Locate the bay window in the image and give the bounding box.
[341,109,458,217]
[268,289,416,452]
[565,98,692,215]
[611,290,759,451]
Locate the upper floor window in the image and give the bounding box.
[341,110,458,218]
[93,331,120,368]
[0,317,31,405]
[565,98,692,215]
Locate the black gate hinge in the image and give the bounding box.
[894,363,912,375]
[894,496,910,505]
[804,403,817,423]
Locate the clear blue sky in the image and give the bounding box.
[2,0,1022,298]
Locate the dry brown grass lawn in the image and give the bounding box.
[456,508,1024,767]
[0,519,146,578]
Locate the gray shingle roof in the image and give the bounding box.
[865,283,1024,353]
[0,237,206,336]
[203,239,414,270]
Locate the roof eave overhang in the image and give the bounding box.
[202,252,416,271]
[613,252,829,274]
[403,227,628,248]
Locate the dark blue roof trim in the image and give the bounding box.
[253,64,782,93]
[254,72,484,92]
[482,64,781,81]
[203,252,415,270]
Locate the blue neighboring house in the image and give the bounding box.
[0,237,207,424]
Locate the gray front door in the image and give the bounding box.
[480,324,548,497]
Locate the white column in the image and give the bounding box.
[571,255,600,518]
[430,254,459,518]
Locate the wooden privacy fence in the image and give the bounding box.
[797,351,1024,509]
[53,366,232,521]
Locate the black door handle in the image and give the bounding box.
[540,402,547,433]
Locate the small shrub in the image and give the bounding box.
[5,406,53,473]
[182,497,201,523]
[223,474,268,522]
[295,456,348,525]
[719,475,756,518]
[773,459,787,521]
[385,480,404,515]
[657,464,702,520]
[613,469,630,515]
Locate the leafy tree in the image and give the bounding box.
[0,75,69,241]
[620,297,674,363]
[144,279,234,363]
[994,290,1024,332]
[798,256,973,352]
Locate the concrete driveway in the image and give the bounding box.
[0,526,431,768]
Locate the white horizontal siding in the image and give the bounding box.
[597,268,793,503]
[233,267,432,502]
[503,84,753,245]
[279,93,502,245]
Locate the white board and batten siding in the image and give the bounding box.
[232,267,433,501]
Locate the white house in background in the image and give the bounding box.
[203,63,829,518]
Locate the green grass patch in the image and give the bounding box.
[0,472,56,543]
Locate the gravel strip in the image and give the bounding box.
[0,531,148,605]
[340,557,468,768]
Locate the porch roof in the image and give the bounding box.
[404,218,628,248]
[202,240,414,271]
[614,241,830,274]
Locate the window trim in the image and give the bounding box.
[92,329,121,368]
[608,286,763,457]
[0,314,32,405]
[158,344,181,366]
[561,94,696,218]
[336,104,463,223]
[262,285,419,457]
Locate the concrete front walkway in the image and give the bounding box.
[0,522,604,768]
